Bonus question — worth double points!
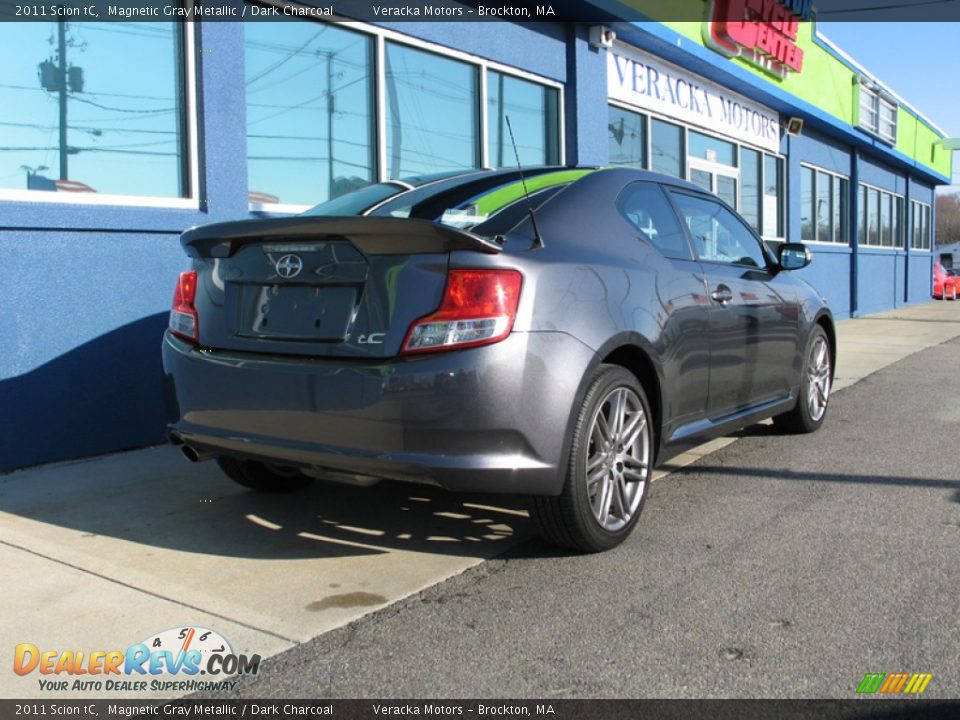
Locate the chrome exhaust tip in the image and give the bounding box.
[180,445,214,463]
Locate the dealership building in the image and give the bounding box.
[1,2,954,472]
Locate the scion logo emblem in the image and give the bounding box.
[275,254,303,279]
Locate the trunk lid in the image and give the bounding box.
[181,216,501,359]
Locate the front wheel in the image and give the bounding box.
[216,457,313,493]
[773,325,832,434]
[529,365,653,553]
[947,284,957,301]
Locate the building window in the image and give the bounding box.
[858,182,905,248]
[740,147,761,233]
[651,118,683,178]
[856,78,897,145]
[489,71,559,168]
[1,22,189,199]
[605,108,785,239]
[762,154,784,239]
[245,21,562,209]
[245,23,374,206]
[801,164,849,244]
[833,176,847,244]
[386,43,479,179]
[608,106,646,169]
[911,200,932,250]
[688,131,736,167]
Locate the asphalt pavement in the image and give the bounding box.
[3,301,960,700]
[199,333,960,699]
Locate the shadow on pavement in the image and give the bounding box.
[682,463,960,492]
[0,446,532,560]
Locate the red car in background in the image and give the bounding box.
[934,262,959,300]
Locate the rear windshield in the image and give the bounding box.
[301,169,480,217]
[369,169,594,231]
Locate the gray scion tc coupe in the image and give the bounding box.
[162,167,834,552]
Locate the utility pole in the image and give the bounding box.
[326,51,334,198]
[57,19,68,180]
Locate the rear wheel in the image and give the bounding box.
[773,325,832,434]
[529,365,653,553]
[948,284,957,301]
[216,457,313,493]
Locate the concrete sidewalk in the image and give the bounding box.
[2,301,959,699]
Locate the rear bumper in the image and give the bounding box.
[162,330,594,495]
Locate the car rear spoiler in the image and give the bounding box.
[180,216,503,258]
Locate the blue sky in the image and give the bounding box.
[817,22,960,189]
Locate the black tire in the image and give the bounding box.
[216,457,313,493]
[773,325,832,434]
[528,365,654,553]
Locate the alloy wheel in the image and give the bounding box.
[807,335,831,423]
[584,386,650,532]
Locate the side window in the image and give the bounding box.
[616,183,692,261]
[669,192,769,269]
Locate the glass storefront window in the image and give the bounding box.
[833,177,846,244]
[880,192,892,246]
[911,201,931,250]
[740,148,760,233]
[817,171,832,242]
[489,72,559,167]
[608,106,646,169]
[857,185,867,245]
[763,154,783,238]
[1,22,188,198]
[868,188,879,245]
[801,164,849,243]
[800,166,814,241]
[245,23,374,206]
[386,43,479,179]
[688,130,736,167]
[651,118,683,178]
[857,183,903,248]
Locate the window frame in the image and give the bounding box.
[0,22,200,209]
[856,181,905,249]
[855,77,898,145]
[911,199,932,252]
[249,18,566,213]
[800,163,850,245]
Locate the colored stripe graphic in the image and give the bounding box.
[904,674,934,694]
[857,673,885,694]
[857,672,932,695]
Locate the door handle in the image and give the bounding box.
[711,284,733,305]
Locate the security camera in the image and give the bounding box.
[589,25,616,50]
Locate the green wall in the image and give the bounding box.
[658,18,951,179]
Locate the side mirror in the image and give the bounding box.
[779,243,812,271]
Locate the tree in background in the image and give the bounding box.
[936,192,960,245]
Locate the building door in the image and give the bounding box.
[688,157,739,211]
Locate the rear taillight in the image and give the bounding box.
[402,269,523,355]
[169,270,199,342]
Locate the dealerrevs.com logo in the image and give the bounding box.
[14,626,260,693]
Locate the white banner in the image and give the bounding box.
[608,43,782,154]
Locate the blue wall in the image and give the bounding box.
[0,23,250,471]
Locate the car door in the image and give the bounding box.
[616,182,711,433]
[667,190,798,419]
